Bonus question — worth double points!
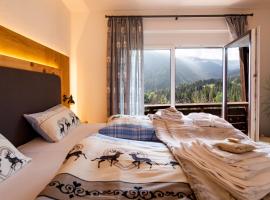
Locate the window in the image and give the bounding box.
[144,48,226,106]
[143,17,233,107]
[175,48,223,104]
[144,50,171,105]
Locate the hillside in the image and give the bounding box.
[144,51,240,92]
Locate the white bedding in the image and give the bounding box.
[37,134,194,200]
[0,123,105,200]
[153,109,270,200]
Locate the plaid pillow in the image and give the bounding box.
[99,115,159,142]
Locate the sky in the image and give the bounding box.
[176,48,239,61]
[146,48,240,61]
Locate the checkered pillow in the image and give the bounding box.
[99,115,159,142]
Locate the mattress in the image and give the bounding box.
[0,123,105,200]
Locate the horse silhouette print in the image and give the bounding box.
[5,152,24,171]
[166,160,180,169]
[65,144,87,162]
[64,118,71,130]
[91,151,123,168]
[57,120,66,136]
[129,153,158,169]
[69,113,76,125]
[69,113,80,125]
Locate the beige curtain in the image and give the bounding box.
[225,16,249,101]
[107,17,144,116]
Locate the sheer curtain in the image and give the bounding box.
[225,16,249,101]
[107,17,144,116]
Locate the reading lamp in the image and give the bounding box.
[63,95,75,104]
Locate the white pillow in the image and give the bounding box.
[0,134,31,183]
[24,105,80,142]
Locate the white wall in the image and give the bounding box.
[144,17,231,47]
[249,8,270,136]
[68,7,249,123]
[0,0,71,55]
[69,10,108,123]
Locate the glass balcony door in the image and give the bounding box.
[223,30,258,140]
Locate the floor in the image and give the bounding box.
[259,136,270,143]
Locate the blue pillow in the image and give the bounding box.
[98,115,159,142]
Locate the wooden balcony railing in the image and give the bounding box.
[145,102,249,134]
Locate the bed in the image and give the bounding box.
[0,66,105,199]
[0,66,195,200]
[1,66,270,200]
[32,110,270,200]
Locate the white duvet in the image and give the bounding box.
[37,134,195,200]
[153,109,270,200]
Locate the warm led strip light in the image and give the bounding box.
[0,51,59,69]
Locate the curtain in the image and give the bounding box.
[225,16,249,101]
[107,17,144,116]
[225,16,247,39]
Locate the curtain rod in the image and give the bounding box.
[105,14,253,18]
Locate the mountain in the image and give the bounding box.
[144,51,240,91]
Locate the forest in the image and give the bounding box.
[144,77,242,105]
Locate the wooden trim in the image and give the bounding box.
[0,55,61,75]
[0,25,70,106]
[145,102,249,108]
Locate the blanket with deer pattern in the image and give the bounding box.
[36,134,195,200]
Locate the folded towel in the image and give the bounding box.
[177,140,270,199]
[215,139,256,154]
[202,142,267,165]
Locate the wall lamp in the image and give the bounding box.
[63,95,75,104]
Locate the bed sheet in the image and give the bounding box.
[0,123,105,200]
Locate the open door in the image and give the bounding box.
[222,29,259,140]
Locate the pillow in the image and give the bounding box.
[0,134,31,182]
[24,104,80,142]
[99,115,159,142]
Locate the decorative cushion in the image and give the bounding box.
[0,134,31,182]
[24,105,80,142]
[99,115,159,142]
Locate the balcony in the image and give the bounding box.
[145,102,248,134]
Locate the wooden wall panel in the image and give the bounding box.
[0,25,70,105]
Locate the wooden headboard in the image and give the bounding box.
[0,25,70,146]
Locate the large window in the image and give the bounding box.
[175,48,223,104]
[144,48,235,105]
[144,50,171,105]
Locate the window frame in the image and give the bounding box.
[144,46,174,106]
[144,46,224,107]
[175,47,224,105]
